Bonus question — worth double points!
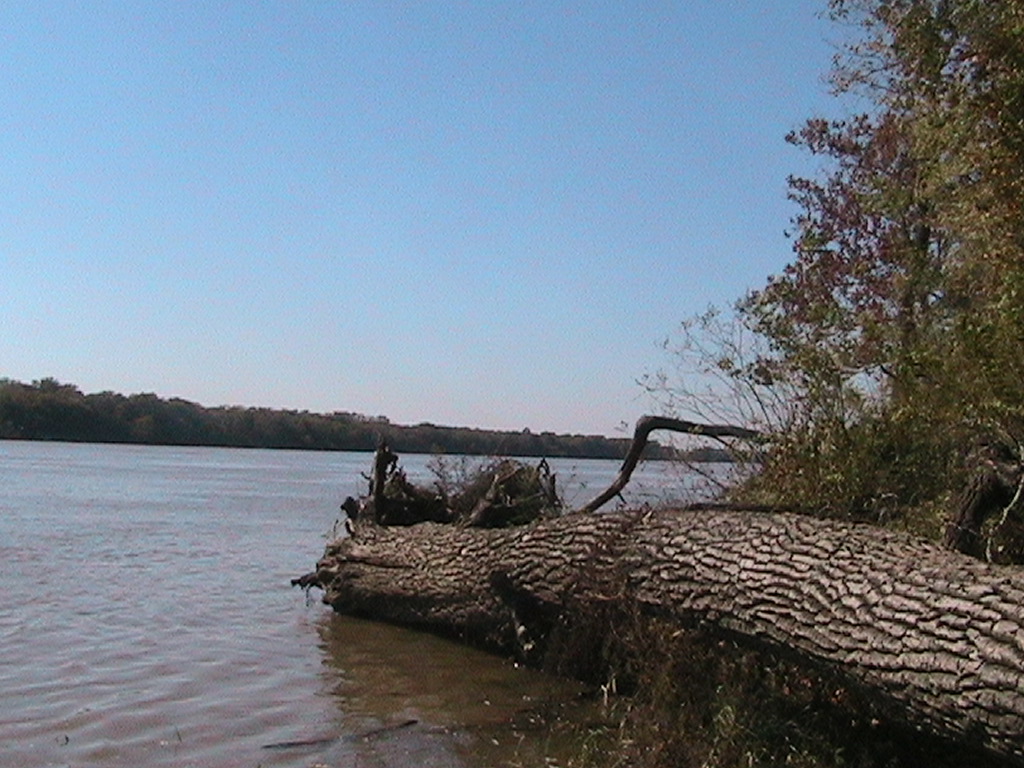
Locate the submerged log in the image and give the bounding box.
[311,508,1024,765]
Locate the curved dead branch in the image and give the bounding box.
[576,415,760,514]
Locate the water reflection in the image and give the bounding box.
[0,443,664,768]
[312,613,598,767]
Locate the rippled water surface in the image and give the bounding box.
[0,441,704,767]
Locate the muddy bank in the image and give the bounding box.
[276,613,603,768]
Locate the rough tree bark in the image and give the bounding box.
[945,443,1024,564]
[299,421,1024,762]
[310,509,1024,765]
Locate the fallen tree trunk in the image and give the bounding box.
[311,508,1024,765]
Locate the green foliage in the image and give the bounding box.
[0,377,657,459]
[658,0,1024,529]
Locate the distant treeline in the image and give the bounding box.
[0,378,730,460]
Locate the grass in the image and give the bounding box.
[539,597,1015,768]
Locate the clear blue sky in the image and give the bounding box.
[1,2,838,436]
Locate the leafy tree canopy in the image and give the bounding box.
[0,378,685,461]
[657,0,1024,535]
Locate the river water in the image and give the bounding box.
[0,440,710,767]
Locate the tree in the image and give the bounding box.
[659,0,1024,539]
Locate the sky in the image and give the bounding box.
[1,2,840,437]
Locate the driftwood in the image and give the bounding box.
[342,443,562,528]
[298,419,1024,764]
[309,508,1024,764]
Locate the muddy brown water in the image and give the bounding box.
[0,440,712,767]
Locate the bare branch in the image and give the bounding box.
[576,416,760,514]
